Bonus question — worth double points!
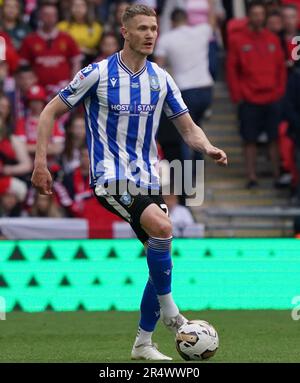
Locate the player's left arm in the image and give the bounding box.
[172,112,228,167]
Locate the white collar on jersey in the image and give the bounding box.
[37,28,59,40]
[117,51,147,78]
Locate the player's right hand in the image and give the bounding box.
[206,145,228,167]
[31,166,53,195]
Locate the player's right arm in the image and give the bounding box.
[31,96,69,195]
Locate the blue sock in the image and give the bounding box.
[139,277,160,332]
[146,237,172,295]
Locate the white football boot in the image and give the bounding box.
[131,342,172,361]
[161,312,188,334]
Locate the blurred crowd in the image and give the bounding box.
[0,0,300,237]
[226,0,300,198]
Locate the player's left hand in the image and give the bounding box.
[205,146,228,167]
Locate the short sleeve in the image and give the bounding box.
[163,72,189,119]
[59,63,100,108]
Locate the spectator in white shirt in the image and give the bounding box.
[159,0,225,34]
[155,8,213,163]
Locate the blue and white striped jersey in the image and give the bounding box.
[59,51,188,189]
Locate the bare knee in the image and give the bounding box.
[140,205,173,238]
[150,216,172,238]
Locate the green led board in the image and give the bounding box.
[0,239,299,312]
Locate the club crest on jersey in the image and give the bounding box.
[149,75,160,91]
[120,192,133,206]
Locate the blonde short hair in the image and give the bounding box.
[121,4,157,25]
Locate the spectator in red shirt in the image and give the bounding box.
[227,1,287,189]
[15,84,65,163]
[19,2,82,98]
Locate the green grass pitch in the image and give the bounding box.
[0,310,299,363]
